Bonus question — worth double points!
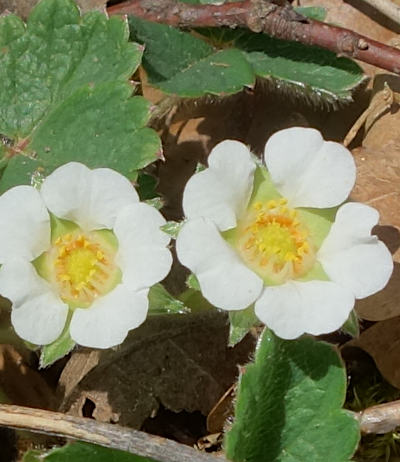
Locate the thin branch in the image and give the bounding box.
[107,0,400,75]
[359,0,400,26]
[358,400,400,434]
[0,404,229,462]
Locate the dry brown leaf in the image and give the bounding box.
[75,0,106,14]
[58,311,255,428]
[301,0,399,76]
[0,0,105,18]
[351,317,400,388]
[206,384,235,434]
[350,74,400,321]
[0,344,55,409]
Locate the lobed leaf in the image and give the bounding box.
[0,0,160,191]
[129,16,365,104]
[23,442,157,462]
[225,329,360,462]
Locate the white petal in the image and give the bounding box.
[0,186,50,262]
[264,127,356,208]
[114,203,172,291]
[318,202,393,299]
[40,162,139,231]
[176,218,263,310]
[183,140,256,231]
[255,280,355,339]
[70,285,149,348]
[0,259,68,345]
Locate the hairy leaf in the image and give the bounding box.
[23,442,156,462]
[0,0,160,191]
[129,17,365,103]
[225,329,360,462]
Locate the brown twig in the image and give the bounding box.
[0,404,229,462]
[359,0,400,27]
[107,0,400,75]
[358,400,400,434]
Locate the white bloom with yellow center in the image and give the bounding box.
[0,163,172,348]
[176,127,393,339]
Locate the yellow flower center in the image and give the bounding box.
[235,198,315,284]
[50,232,119,305]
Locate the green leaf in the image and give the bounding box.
[23,442,157,462]
[137,172,158,200]
[225,329,360,462]
[186,273,200,291]
[342,309,360,338]
[129,17,255,97]
[294,6,327,21]
[148,283,190,315]
[235,31,364,103]
[229,306,259,346]
[0,0,160,191]
[145,197,164,210]
[40,313,75,368]
[129,16,365,103]
[161,220,182,239]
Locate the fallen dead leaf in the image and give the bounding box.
[301,0,399,76]
[206,384,235,434]
[0,344,56,409]
[351,316,400,389]
[0,0,106,18]
[58,311,255,428]
[350,74,400,321]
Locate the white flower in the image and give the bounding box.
[0,163,172,348]
[176,127,393,339]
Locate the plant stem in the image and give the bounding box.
[0,404,229,462]
[358,399,400,434]
[359,0,400,26]
[107,0,400,75]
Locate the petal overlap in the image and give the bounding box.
[41,162,139,230]
[254,280,355,339]
[318,202,393,299]
[176,218,263,310]
[70,285,149,349]
[183,140,256,231]
[0,260,68,345]
[114,202,172,291]
[265,127,356,208]
[0,186,50,262]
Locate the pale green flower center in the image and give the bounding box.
[34,222,121,308]
[235,198,316,284]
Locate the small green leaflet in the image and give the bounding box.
[294,6,327,21]
[40,312,75,368]
[128,16,365,103]
[229,305,259,346]
[342,309,360,337]
[148,283,190,315]
[161,221,182,239]
[225,329,360,462]
[23,442,157,462]
[0,0,160,192]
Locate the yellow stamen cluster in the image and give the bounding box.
[51,232,117,305]
[237,198,315,284]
